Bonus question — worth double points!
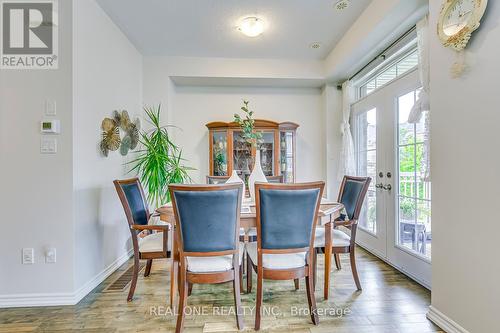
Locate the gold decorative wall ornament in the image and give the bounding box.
[438,0,488,51]
[100,118,121,157]
[100,110,141,157]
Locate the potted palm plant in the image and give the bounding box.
[128,104,193,208]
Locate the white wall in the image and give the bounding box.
[73,0,143,290]
[322,85,343,199]
[0,0,74,300]
[172,85,325,184]
[0,0,144,307]
[429,1,500,332]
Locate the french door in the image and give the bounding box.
[352,70,431,288]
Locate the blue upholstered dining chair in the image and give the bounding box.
[314,175,371,299]
[265,175,284,183]
[205,175,230,184]
[206,174,285,293]
[246,182,325,330]
[169,183,244,333]
[114,178,169,302]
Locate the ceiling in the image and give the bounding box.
[96,0,372,59]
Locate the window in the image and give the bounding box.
[359,50,418,98]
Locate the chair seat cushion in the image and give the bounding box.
[239,227,257,237]
[186,243,244,273]
[138,232,164,253]
[314,228,351,248]
[246,242,306,270]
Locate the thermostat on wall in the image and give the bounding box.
[40,120,60,134]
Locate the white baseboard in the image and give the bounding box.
[73,248,133,303]
[0,249,133,308]
[427,306,470,333]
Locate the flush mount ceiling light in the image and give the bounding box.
[238,17,265,37]
[334,0,351,11]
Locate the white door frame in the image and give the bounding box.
[352,70,431,289]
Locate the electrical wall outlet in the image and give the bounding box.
[22,248,34,264]
[45,248,56,263]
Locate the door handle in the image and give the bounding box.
[383,184,392,191]
[375,183,384,189]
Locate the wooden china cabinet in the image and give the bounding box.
[206,120,299,183]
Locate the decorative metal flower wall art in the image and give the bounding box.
[100,118,120,157]
[100,110,141,157]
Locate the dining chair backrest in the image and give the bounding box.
[206,175,230,185]
[114,178,150,227]
[256,182,324,251]
[266,175,284,183]
[338,176,372,221]
[169,183,243,254]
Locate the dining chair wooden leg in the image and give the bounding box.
[239,264,245,293]
[350,248,362,291]
[242,251,246,275]
[175,268,188,333]
[127,255,139,302]
[324,246,332,300]
[305,268,319,325]
[324,222,333,300]
[294,279,300,290]
[312,250,317,290]
[246,254,252,293]
[187,283,193,296]
[170,259,178,309]
[334,254,341,270]
[144,259,153,277]
[255,269,263,331]
[233,266,244,330]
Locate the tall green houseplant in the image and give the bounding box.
[129,105,193,207]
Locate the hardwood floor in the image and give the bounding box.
[0,247,441,332]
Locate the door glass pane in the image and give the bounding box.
[397,90,431,259]
[280,131,294,183]
[417,199,432,257]
[398,91,415,145]
[356,108,377,233]
[259,131,274,176]
[399,146,416,198]
[212,131,227,176]
[233,131,252,183]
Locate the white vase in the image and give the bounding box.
[226,170,246,202]
[248,150,267,203]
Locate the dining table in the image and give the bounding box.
[157,198,345,307]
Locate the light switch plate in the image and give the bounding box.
[41,137,57,154]
[45,100,57,116]
[45,248,56,263]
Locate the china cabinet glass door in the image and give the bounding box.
[258,131,275,177]
[212,131,228,176]
[280,131,294,183]
[232,131,252,183]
